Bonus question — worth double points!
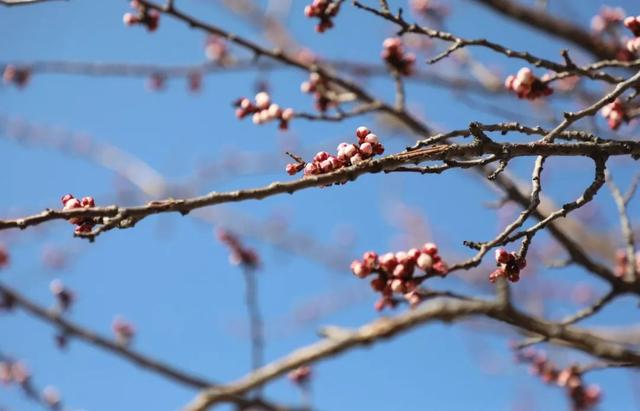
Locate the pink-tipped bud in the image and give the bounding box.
[495,248,511,264]
[416,253,433,270]
[359,142,373,157]
[390,278,405,293]
[254,91,271,109]
[351,260,370,278]
[422,243,438,256]
[81,196,95,208]
[313,151,330,162]
[61,194,75,205]
[364,133,379,144]
[356,126,371,140]
[282,108,294,121]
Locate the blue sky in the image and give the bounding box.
[1,1,639,410]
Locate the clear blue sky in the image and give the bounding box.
[1,1,639,410]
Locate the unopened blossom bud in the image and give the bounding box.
[351,260,370,278]
[364,133,379,144]
[356,126,371,140]
[282,108,294,121]
[422,243,438,256]
[390,278,405,293]
[416,253,433,270]
[495,248,511,264]
[359,142,373,157]
[255,91,270,109]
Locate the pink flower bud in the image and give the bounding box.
[123,12,138,26]
[304,162,318,176]
[416,253,433,270]
[350,153,364,165]
[390,278,405,293]
[351,260,370,278]
[422,243,438,255]
[282,108,294,121]
[254,91,271,109]
[364,133,379,144]
[81,196,95,207]
[379,253,397,271]
[356,126,371,140]
[313,151,330,162]
[495,248,511,264]
[359,142,373,157]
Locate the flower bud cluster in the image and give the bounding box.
[61,194,97,235]
[489,249,526,283]
[350,243,448,311]
[286,126,384,177]
[235,92,294,130]
[0,360,30,386]
[123,0,160,31]
[504,68,553,100]
[304,0,341,33]
[381,37,416,76]
[516,349,601,410]
[3,65,30,88]
[600,98,628,130]
[217,229,260,269]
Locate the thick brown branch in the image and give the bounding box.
[1,138,638,235]
[184,296,640,410]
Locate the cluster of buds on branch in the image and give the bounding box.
[515,349,601,410]
[489,249,526,283]
[0,360,29,386]
[600,99,628,130]
[50,279,74,312]
[590,6,625,33]
[217,229,259,270]
[288,365,312,386]
[0,244,9,270]
[61,194,97,235]
[286,126,384,177]
[234,92,294,130]
[304,0,341,33]
[112,316,136,346]
[504,68,553,100]
[624,15,640,53]
[0,359,61,409]
[614,249,640,277]
[123,1,160,31]
[381,37,416,76]
[300,72,336,112]
[350,243,448,311]
[3,65,30,88]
